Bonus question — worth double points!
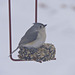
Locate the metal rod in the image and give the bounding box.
[35,0,37,23]
[8,0,13,60]
[8,0,24,61]
[8,0,25,61]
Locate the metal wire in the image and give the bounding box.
[8,0,25,61]
[35,0,37,23]
[8,0,56,61]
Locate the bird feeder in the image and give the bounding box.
[8,0,56,63]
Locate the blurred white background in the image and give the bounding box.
[0,0,75,75]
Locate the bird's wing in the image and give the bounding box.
[19,31,38,46]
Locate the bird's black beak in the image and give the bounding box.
[44,24,47,27]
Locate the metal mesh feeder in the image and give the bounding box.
[18,43,56,63]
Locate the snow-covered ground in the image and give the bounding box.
[0,0,75,75]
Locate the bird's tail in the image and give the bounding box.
[9,46,19,57]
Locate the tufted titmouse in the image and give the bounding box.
[11,23,47,54]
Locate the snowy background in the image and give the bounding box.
[0,0,75,75]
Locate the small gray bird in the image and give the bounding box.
[12,23,47,54]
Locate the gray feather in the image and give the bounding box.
[9,46,19,56]
[19,30,38,46]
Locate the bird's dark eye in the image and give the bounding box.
[40,26,42,28]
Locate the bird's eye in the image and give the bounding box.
[40,26,42,28]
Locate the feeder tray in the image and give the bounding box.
[18,43,56,63]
